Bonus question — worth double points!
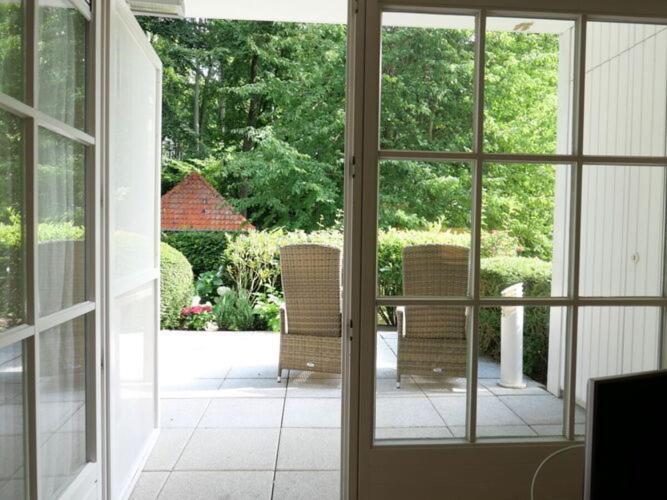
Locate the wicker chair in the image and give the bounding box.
[396,244,468,388]
[277,244,342,381]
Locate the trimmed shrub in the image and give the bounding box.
[479,257,552,383]
[160,242,194,329]
[223,229,342,301]
[161,230,244,277]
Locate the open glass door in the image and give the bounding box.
[349,1,667,498]
[0,0,101,498]
[103,0,162,498]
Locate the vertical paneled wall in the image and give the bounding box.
[549,24,667,403]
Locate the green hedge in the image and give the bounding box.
[160,242,194,329]
[161,230,245,276]
[479,257,552,383]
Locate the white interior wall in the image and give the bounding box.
[548,23,667,404]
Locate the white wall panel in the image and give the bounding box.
[549,23,667,403]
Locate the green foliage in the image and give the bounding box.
[161,230,238,276]
[160,242,194,329]
[194,270,226,304]
[139,16,561,257]
[478,257,553,383]
[213,287,256,331]
[220,129,340,230]
[0,2,24,100]
[253,287,282,332]
[223,229,342,300]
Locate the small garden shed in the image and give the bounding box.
[161,172,254,231]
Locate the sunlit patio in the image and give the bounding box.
[129,330,583,499]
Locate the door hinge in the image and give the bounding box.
[350,156,356,178]
[348,318,353,340]
[353,0,359,13]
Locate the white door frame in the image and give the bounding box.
[100,0,163,497]
[345,0,667,498]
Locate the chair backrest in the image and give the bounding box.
[280,244,341,337]
[402,244,468,339]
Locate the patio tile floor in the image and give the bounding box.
[132,330,576,499]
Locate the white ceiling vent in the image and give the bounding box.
[129,0,185,18]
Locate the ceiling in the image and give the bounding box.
[137,0,572,33]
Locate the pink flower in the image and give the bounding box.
[181,305,213,317]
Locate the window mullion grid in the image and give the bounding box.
[562,14,587,442]
[465,9,486,444]
[23,0,41,497]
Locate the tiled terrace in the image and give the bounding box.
[131,330,582,500]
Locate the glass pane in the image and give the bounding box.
[38,0,87,130]
[375,305,467,441]
[378,160,471,299]
[584,22,667,156]
[380,13,475,152]
[477,306,565,438]
[0,342,26,500]
[481,163,568,297]
[38,128,86,316]
[0,109,26,331]
[40,317,87,498]
[109,19,158,281]
[579,165,664,297]
[485,17,575,154]
[574,307,660,436]
[0,0,24,101]
[110,283,156,493]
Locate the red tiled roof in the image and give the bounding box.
[161,172,254,231]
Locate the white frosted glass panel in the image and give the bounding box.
[0,342,26,500]
[39,317,87,499]
[110,282,156,498]
[109,17,158,281]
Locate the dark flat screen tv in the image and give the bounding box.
[585,369,667,500]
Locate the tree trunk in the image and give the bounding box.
[242,53,260,152]
[193,70,201,154]
[198,65,213,151]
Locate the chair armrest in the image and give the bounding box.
[279,303,287,335]
[396,306,406,338]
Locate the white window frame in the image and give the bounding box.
[345,7,667,493]
[0,0,102,498]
